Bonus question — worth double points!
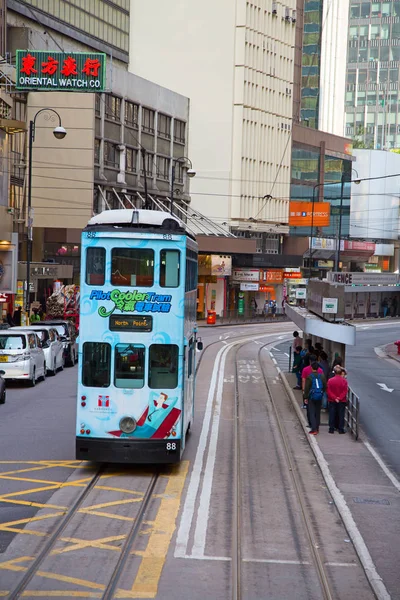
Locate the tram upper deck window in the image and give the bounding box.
[86,247,106,285]
[148,344,179,389]
[82,342,111,388]
[111,249,154,287]
[115,344,145,389]
[160,250,180,287]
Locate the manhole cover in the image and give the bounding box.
[353,497,390,506]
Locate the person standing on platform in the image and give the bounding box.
[292,330,303,350]
[304,362,326,435]
[327,365,349,434]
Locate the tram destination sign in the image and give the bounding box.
[109,315,153,332]
[16,50,106,92]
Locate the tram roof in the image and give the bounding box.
[87,209,185,230]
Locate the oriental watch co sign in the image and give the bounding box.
[16,50,106,92]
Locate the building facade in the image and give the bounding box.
[346,0,400,149]
[129,0,297,240]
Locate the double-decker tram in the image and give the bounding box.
[76,209,199,463]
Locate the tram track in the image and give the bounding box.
[231,339,334,600]
[7,465,161,599]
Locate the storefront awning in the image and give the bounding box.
[303,249,336,260]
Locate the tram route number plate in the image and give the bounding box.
[109,315,153,332]
[166,442,177,452]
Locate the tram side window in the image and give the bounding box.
[114,344,145,389]
[188,337,194,377]
[148,344,179,389]
[111,248,154,287]
[160,250,180,287]
[82,342,111,388]
[86,247,106,285]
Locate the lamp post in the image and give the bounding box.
[26,109,66,315]
[170,156,196,216]
[309,182,323,279]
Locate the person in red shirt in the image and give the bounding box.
[327,365,349,434]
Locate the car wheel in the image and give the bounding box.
[49,359,57,377]
[59,358,64,372]
[40,364,46,382]
[28,368,36,387]
[0,390,5,404]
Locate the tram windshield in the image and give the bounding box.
[111,248,154,286]
[115,344,145,389]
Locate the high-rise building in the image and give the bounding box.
[129,0,297,245]
[345,1,400,149]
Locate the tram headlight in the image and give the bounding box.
[119,416,137,434]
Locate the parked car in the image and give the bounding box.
[12,326,64,376]
[0,369,5,403]
[31,320,78,367]
[0,329,46,386]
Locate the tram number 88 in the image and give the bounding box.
[166,442,177,451]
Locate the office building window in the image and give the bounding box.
[104,141,119,168]
[156,155,170,180]
[94,139,101,164]
[158,113,171,140]
[95,94,101,115]
[125,101,138,128]
[105,95,121,121]
[174,120,186,143]
[126,147,138,173]
[141,152,154,177]
[142,108,155,133]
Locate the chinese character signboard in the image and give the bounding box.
[16,50,106,92]
[289,202,330,227]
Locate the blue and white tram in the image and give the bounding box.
[76,209,199,463]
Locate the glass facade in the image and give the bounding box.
[290,145,352,238]
[15,0,129,61]
[301,0,323,128]
[346,0,400,148]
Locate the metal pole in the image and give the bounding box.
[309,184,318,279]
[336,174,346,272]
[26,120,34,315]
[141,147,149,209]
[170,163,175,215]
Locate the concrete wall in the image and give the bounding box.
[27,92,94,231]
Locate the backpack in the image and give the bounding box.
[309,373,324,401]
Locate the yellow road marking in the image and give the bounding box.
[78,510,135,522]
[20,593,102,598]
[0,498,66,509]
[53,534,127,554]
[94,485,145,495]
[82,498,144,511]
[0,556,33,572]
[0,512,63,536]
[130,461,189,597]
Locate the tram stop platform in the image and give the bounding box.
[279,368,400,600]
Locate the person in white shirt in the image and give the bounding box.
[292,330,303,350]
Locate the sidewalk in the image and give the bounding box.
[280,370,400,600]
[382,342,400,363]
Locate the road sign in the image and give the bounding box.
[322,297,338,314]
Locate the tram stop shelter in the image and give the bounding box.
[285,298,356,366]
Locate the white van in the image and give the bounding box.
[12,326,64,376]
[0,329,46,386]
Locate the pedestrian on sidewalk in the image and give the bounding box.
[301,354,322,414]
[327,365,349,434]
[292,345,303,389]
[292,330,303,350]
[304,362,326,435]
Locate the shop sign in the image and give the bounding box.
[16,50,106,92]
[287,278,309,285]
[284,271,303,279]
[344,240,375,252]
[295,289,307,299]
[0,293,7,302]
[289,202,330,227]
[322,298,338,314]
[266,270,283,283]
[240,283,259,291]
[317,260,334,268]
[211,255,232,276]
[232,268,259,282]
[310,238,344,251]
[328,272,399,286]
[364,264,381,273]
[0,248,17,294]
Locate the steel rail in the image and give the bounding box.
[102,472,159,600]
[232,345,242,600]
[8,464,106,600]
[257,344,334,600]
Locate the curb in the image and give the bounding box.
[278,369,391,600]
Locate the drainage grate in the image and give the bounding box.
[353,497,390,506]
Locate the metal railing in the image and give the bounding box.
[345,387,359,440]
[204,308,289,325]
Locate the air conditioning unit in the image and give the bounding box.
[292,9,297,22]
[272,1,277,15]
[116,144,125,151]
[285,7,291,20]
[256,248,263,254]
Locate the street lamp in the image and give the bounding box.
[26,109,66,314]
[336,168,360,272]
[170,156,195,216]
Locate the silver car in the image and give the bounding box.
[0,330,46,386]
[12,326,64,376]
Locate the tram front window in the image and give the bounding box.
[115,344,145,389]
[82,342,111,387]
[111,248,154,286]
[86,247,106,285]
[148,344,178,389]
[160,250,180,287]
